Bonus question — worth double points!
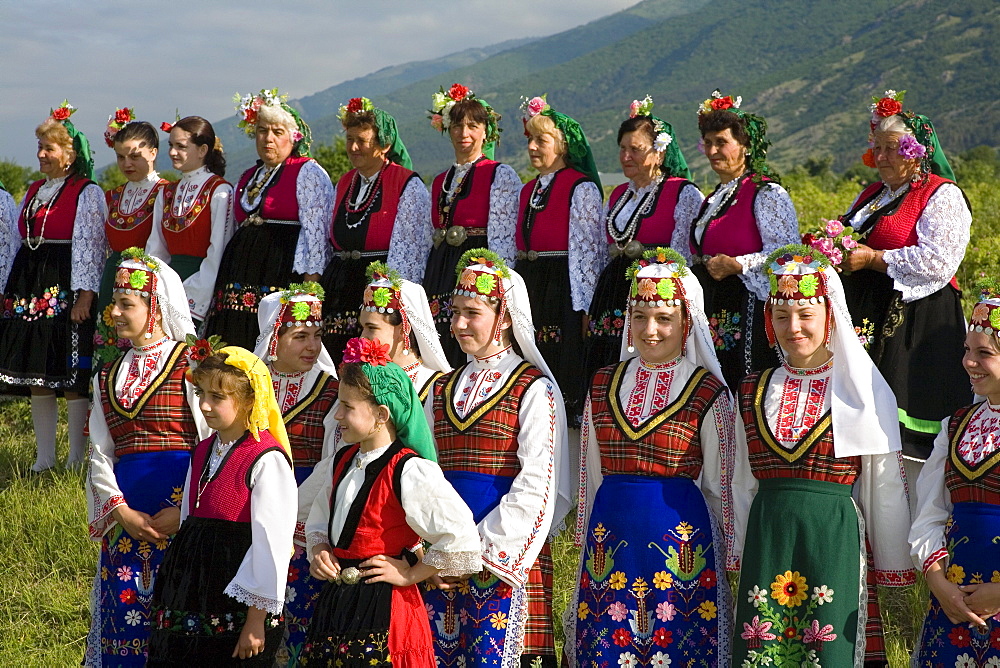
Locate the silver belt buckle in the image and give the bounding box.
[336,566,362,585]
[445,226,468,247]
[432,228,446,248]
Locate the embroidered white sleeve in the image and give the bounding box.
[143,190,169,261]
[670,183,705,263]
[183,183,233,320]
[86,374,126,538]
[487,164,522,265]
[225,450,297,614]
[0,191,18,290]
[568,181,608,311]
[387,177,433,283]
[574,396,603,547]
[908,422,953,572]
[882,184,971,302]
[292,160,335,275]
[400,457,483,577]
[854,450,917,586]
[71,184,109,292]
[735,183,799,300]
[295,455,335,545]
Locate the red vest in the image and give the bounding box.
[98,343,199,457]
[187,429,289,522]
[331,162,417,251]
[432,362,543,476]
[234,156,311,225]
[104,179,166,251]
[945,403,1000,505]
[605,178,690,245]
[161,174,228,257]
[284,372,339,468]
[690,175,766,257]
[431,159,499,229]
[516,168,591,251]
[18,176,94,240]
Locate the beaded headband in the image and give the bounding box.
[113,247,161,339]
[362,262,412,354]
[764,244,833,348]
[266,282,324,361]
[624,248,691,353]
[454,248,511,344]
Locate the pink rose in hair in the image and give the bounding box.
[527,97,546,116]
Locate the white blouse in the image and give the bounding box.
[385,176,433,284]
[576,356,749,571]
[146,166,234,321]
[179,435,298,615]
[304,442,482,576]
[111,171,164,227]
[424,346,561,587]
[909,403,1000,573]
[607,181,705,262]
[845,182,971,302]
[86,338,210,538]
[486,163,522,266]
[0,188,18,289]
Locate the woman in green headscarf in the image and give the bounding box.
[301,336,480,666]
[320,97,431,366]
[839,90,972,506]
[0,101,106,472]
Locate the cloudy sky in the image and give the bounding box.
[0,0,639,168]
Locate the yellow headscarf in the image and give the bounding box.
[219,346,291,458]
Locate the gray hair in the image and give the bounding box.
[255,103,297,134]
[874,114,912,136]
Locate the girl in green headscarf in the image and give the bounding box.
[301,336,480,666]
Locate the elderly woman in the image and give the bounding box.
[689,90,798,391]
[582,96,703,384]
[320,97,431,365]
[840,90,972,482]
[0,102,106,472]
[204,89,334,350]
[517,96,606,422]
[423,83,520,366]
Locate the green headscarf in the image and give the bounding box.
[649,116,691,180]
[477,98,501,161]
[698,90,779,184]
[281,102,313,159]
[900,112,955,181]
[63,120,95,181]
[372,108,413,170]
[541,109,602,191]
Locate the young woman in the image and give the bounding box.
[424,248,572,668]
[148,346,296,665]
[147,116,232,328]
[252,284,339,665]
[94,112,169,367]
[0,101,106,471]
[423,84,520,366]
[732,245,914,667]
[300,337,480,666]
[85,248,210,666]
[566,248,745,667]
[909,284,1000,665]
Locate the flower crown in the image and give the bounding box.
[338,97,375,123]
[455,248,512,344]
[626,247,689,305]
[869,89,906,120]
[970,279,1000,336]
[428,83,501,143]
[765,244,831,304]
[104,107,135,147]
[863,90,930,165]
[265,282,323,360]
[234,88,304,142]
[627,95,672,153]
[698,89,742,115]
[50,100,76,122]
[342,337,391,366]
[519,94,551,122]
[364,262,404,309]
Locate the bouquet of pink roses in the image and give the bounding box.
[802,218,860,267]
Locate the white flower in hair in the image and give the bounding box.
[653,132,672,152]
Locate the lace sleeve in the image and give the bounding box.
[883,184,971,302]
[387,177,432,283]
[487,164,522,265]
[568,181,608,312]
[735,183,799,300]
[670,183,705,263]
[0,191,18,290]
[71,184,109,292]
[293,160,335,275]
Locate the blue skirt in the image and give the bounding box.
[282,464,323,666]
[86,450,190,667]
[567,475,730,667]
[915,501,1000,665]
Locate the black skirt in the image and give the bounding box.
[0,243,94,393]
[320,252,388,367]
[422,236,484,367]
[841,269,971,460]
[692,264,777,392]
[582,255,631,387]
[516,256,585,422]
[148,517,284,666]
[204,222,303,350]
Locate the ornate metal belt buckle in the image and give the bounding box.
[246,213,265,226]
[608,243,622,259]
[337,566,361,585]
[432,228,446,248]
[527,250,539,261]
[624,240,644,259]
[350,250,362,260]
[446,226,468,247]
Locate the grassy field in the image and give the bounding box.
[0,396,928,666]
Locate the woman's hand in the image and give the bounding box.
[926,565,987,626]
[232,606,267,660]
[435,574,472,591]
[309,544,340,581]
[71,289,95,323]
[961,583,1000,620]
[840,244,887,273]
[148,507,181,536]
[361,554,437,587]
[705,254,743,281]
[112,505,167,543]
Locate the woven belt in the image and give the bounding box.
[23,237,71,246]
[242,214,301,227]
[338,249,387,261]
[608,240,645,259]
[515,250,568,261]
[433,226,488,248]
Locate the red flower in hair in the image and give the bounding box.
[160,122,173,133]
[188,340,211,363]
[710,96,735,111]
[448,83,470,101]
[862,148,877,168]
[874,97,902,117]
[342,337,391,366]
[115,108,133,124]
[347,98,365,114]
[52,107,71,121]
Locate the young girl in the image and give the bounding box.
[147,116,232,327]
[732,245,913,667]
[85,248,209,666]
[909,283,1000,664]
[252,284,339,665]
[424,248,571,668]
[148,346,296,665]
[300,337,480,666]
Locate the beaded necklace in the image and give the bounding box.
[194,435,240,509]
[24,178,68,250]
[344,162,387,230]
[606,176,663,243]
